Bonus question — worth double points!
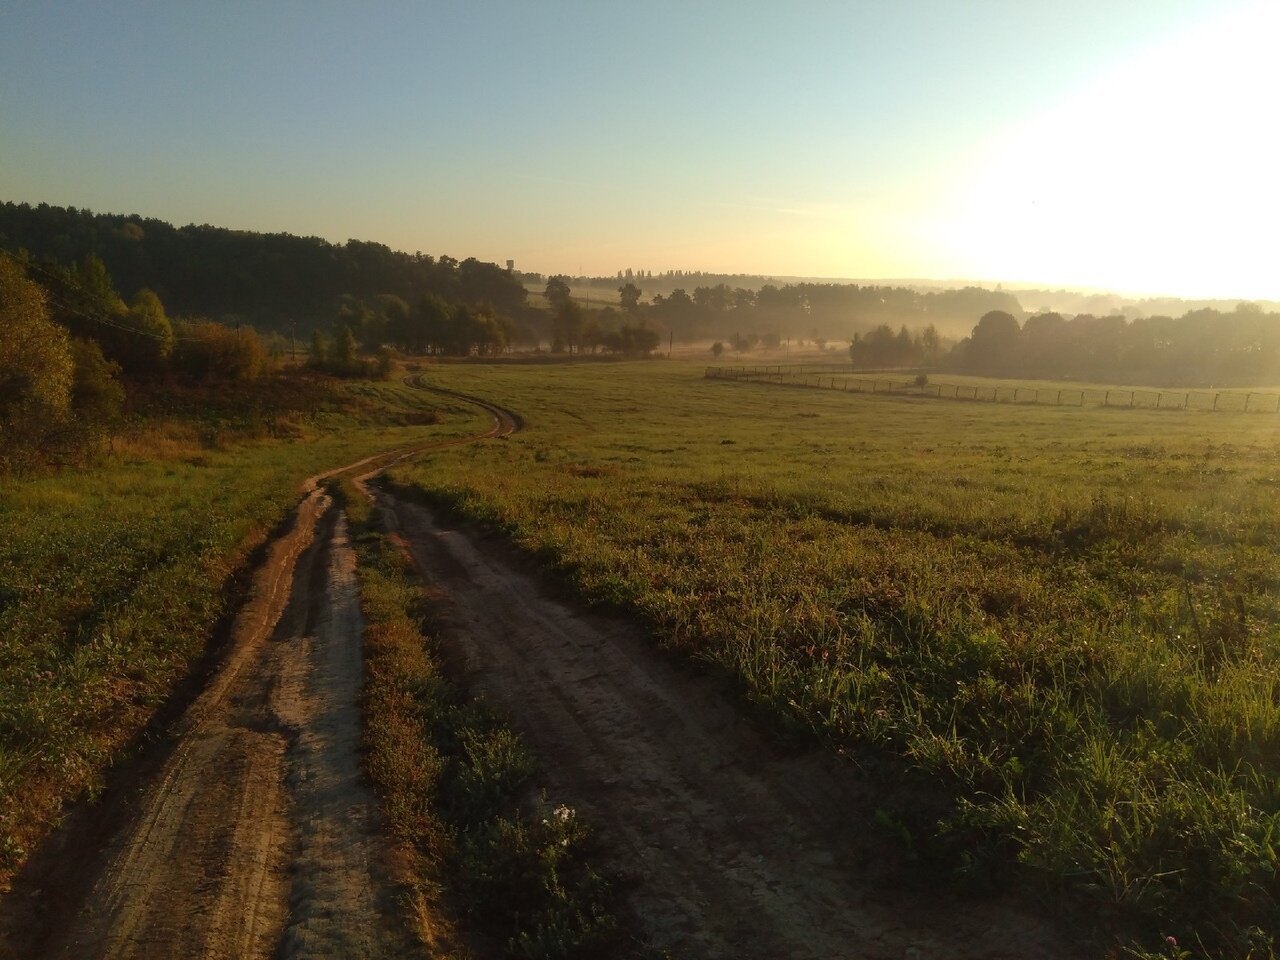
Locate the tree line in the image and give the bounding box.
[0,201,530,331]
[606,278,1021,341]
[948,306,1280,386]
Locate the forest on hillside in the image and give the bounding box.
[0,201,530,331]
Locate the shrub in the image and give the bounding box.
[172,320,268,381]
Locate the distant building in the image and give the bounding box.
[506,259,514,272]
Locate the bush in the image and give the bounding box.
[172,320,268,381]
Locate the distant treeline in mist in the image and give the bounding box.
[616,279,1022,340]
[946,307,1280,387]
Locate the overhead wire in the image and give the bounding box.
[0,247,204,342]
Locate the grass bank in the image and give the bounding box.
[387,361,1280,959]
[0,374,487,886]
[338,478,626,959]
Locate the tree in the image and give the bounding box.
[112,288,174,376]
[69,338,125,430]
[964,310,1021,373]
[618,282,642,314]
[333,325,359,369]
[711,341,725,358]
[552,299,585,353]
[410,294,451,354]
[0,256,74,467]
[544,275,572,311]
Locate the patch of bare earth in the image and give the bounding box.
[378,490,1088,960]
[5,484,412,960]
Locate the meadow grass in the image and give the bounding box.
[0,374,488,884]
[388,360,1280,957]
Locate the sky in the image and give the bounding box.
[1,1,1276,299]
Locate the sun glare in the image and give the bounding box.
[946,2,1279,299]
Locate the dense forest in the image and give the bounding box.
[0,201,530,331]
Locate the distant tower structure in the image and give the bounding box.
[506,259,515,272]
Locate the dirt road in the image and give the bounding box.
[3,379,1081,959]
[378,490,1085,960]
[1,394,518,960]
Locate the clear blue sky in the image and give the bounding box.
[2,1,1274,297]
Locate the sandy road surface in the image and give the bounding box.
[29,490,411,960]
[379,491,1086,960]
[2,391,518,960]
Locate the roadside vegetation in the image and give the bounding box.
[0,375,486,887]
[388,361,1280,958]
[336,478,628,959]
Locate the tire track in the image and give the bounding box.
[4,380,516,960]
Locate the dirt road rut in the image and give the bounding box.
[37,489,411,960]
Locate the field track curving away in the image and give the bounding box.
[3,378,1078,959]
[0,385,519,960]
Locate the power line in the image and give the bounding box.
[1,248,202,343]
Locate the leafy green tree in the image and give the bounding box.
[963,310,1021,373]
[333,325,359,369]
[552,299,585,354]
[544,276,572,311]
[173,321,268,381]
[112,288,174,376]
[618,282,641,314]
[0,256,74,467]
[68,338,125,432]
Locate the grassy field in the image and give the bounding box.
[388,361,1280,957]
[0,375,488,885]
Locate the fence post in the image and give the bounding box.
[1157,393,1162,409]
[1130,391,1136,408]
[1185,393,1190,410]
[1246,393,1253,412]
[1213,393,1220,411]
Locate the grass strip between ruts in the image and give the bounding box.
[337,477,634,960]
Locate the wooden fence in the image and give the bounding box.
[704,366,1280,413]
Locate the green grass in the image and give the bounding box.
[0,374,488,884]
[387,361,1280,958]
[713,365,1280,412]
[339,478,623,959]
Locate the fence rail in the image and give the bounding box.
[703,366,1280,414]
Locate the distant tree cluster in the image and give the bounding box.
[950,305,1280,386]
[849,324,942,368]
